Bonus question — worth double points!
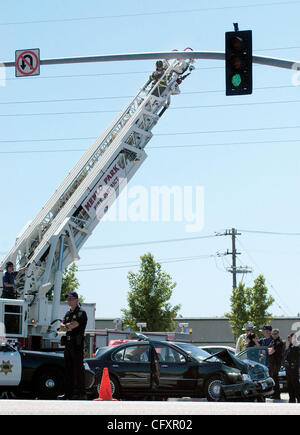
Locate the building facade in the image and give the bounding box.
[95,316,300,347]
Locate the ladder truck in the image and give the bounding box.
[0,56,195,350]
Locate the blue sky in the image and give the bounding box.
[0,0,300,319]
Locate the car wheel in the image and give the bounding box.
[205,376,226,402]
[35,368,65,399]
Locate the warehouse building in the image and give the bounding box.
[94,316,300,347]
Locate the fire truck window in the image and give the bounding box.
[4,305,22,335]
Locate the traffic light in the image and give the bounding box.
[225,30,252,96]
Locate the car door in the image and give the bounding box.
[153,343,198,394]
[0,344,22,386]
[110,344,151,393]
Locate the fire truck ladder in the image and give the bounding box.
[0,57,195,338]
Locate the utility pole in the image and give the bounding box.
[230,228,240,289]
[217,228,252,289]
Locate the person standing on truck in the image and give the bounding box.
[1,262,27,299]
[59,291,88,400]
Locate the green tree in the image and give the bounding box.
[246,275,274,330]
[225,282,249,339]
[121,253,181,332]
[225,275,274,340]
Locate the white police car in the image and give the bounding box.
[0,342,94,399]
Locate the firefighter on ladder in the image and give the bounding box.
[146,60,169,97]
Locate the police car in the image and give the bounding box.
[0,342,95,399]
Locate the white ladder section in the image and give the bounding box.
[0,58,195,338]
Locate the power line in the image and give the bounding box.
[237,229,300,236]
[1,138,300,155]
[1,124,300,146]
[0,234,217,257]
[1,98,299,118]
[2,124,300,146]
[81,234,216,251]
[78,253,215,272]
[236,238,293,316]
[0,84,298,106]
[0,2,298,26]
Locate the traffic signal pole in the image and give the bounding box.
[0,50,299,70]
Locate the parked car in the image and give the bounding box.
[0,342,95,399]
[85,339,274,401]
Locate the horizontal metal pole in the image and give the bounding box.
[1,50,299,70]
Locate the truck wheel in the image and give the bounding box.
[35,368,65,399]
[205,376,226,402]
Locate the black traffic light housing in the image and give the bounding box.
[225,29,252,96]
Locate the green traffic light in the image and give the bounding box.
[232,73,242,88]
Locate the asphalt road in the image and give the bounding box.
[0,395,299,415]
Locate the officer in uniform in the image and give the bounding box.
[60,291,88,400]
[268,328,285,400]
[284,333,300,403]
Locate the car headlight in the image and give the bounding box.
[242,374,251,382]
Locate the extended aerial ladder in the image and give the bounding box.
[0,56,195,346]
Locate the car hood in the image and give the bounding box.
[207,349,248,372]
[20,350,64,359]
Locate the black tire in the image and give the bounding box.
[34,368,65,399]
[205,376,226,402]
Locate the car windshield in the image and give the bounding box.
[95,347,110,358]
[173,342,219,362]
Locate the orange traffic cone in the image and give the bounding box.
[93,367,118,401]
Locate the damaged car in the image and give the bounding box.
[86,339,274,401]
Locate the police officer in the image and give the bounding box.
[268,328,285,400]
[60,291,87,400]
[1,262,27,299]
[284,332,300,403]
[259,325,273,347]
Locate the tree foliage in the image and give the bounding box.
[122,253,181,332]
[225,275,274,339]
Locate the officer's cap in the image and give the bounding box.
[66,291,79,299]
[261,325,272,331]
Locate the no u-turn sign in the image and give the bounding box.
[15,48,40,77]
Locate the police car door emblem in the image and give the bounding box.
[0,361,13,375]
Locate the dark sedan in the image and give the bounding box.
[85,340,274,401]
